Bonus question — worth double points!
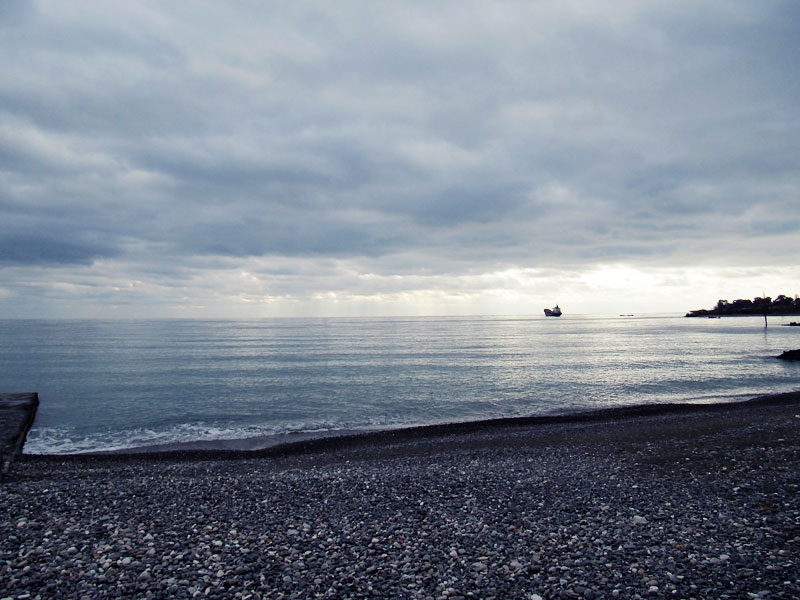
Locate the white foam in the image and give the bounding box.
[23,417,406,455]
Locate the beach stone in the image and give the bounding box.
[0,392,39,480]
[1,393,799,600]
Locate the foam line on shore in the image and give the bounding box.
[23,390,800,464]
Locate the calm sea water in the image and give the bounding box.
[1,315,798,454]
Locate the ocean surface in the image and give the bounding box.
[1,314,798,454]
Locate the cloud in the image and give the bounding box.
[0,236,116,266]
[0,1,798,316]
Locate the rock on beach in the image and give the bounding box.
[1,392,799,599]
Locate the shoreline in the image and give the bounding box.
[4,392,799,599]
[22,390,800,464]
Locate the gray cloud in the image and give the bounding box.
[1,1,798,315]
[0,235,116,266]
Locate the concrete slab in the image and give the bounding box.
[1,392,39,480]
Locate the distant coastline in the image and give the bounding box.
[685,294,800,317]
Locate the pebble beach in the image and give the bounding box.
[2,393,799,600]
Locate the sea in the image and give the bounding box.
[1,314,798,454]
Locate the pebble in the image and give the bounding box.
[1,401,798,599]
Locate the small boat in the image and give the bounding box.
[544,305,562,317]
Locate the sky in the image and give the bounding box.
[1,0,798,318]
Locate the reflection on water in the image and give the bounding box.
[1,314,798,453]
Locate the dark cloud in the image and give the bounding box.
[0,235,117,266]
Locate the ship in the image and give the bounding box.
[544,305,562,317]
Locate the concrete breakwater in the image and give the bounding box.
[0,392,38,480]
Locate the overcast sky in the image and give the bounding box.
[1,1,798,318]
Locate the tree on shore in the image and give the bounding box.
[686,294,800,317]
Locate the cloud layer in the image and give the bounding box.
[1,1,799,316]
